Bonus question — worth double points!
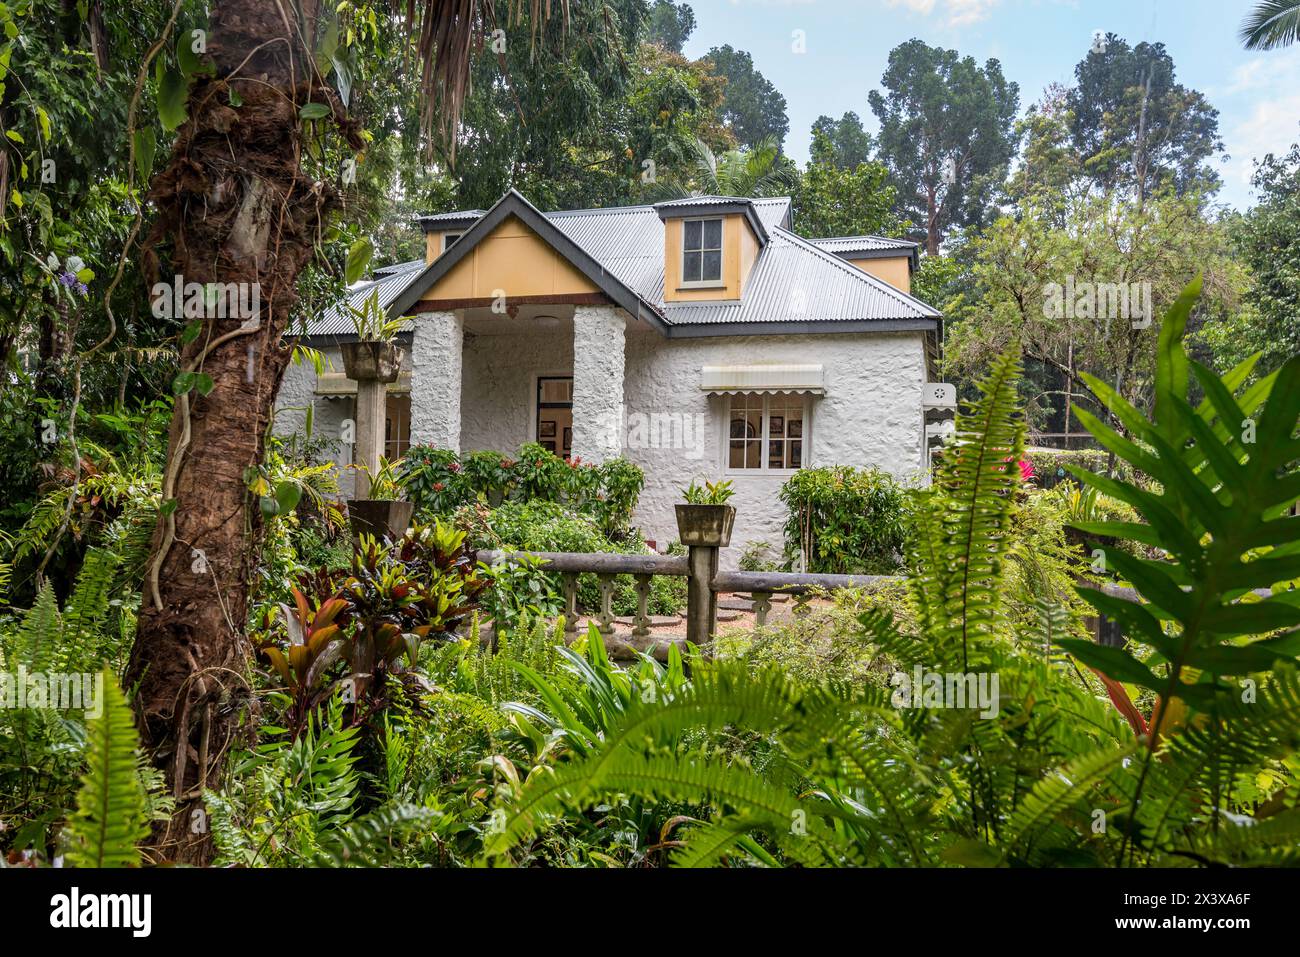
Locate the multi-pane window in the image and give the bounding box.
[385,394,412,460]
[727,393,806,471]
[682,218,723,284]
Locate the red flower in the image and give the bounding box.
[433,482,445,492]
[448,462,462,473]
[1017,459,1035,483]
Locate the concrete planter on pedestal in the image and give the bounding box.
[340,340,403,383]
[347,499,413,542]
[674,504,736,548]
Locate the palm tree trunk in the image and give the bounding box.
[126,0,353,865]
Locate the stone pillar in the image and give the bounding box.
[353,379,385,498]
[409,310,463,451]
[571,304,625,463]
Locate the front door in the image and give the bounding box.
[536,376,573,458]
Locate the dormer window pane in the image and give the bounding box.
[683,217,723,284]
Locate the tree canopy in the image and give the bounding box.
[868,39,1019,255]
[703,44,790,149]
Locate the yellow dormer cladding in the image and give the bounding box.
[843,255,912,295]
[417,215,599,303]
[660,206,764,303]
[423,229,470,265]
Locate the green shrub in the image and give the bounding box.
[459,501,685,619]
[399,443,644,539]
[779,466,908,574]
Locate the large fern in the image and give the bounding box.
[901,347,1027,671]
[65,669,150,867]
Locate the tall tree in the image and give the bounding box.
[1241,0,1300,49]
[794,130,903,239]
[449,0,655,210]
[868,39,1019,255]
[1205,140,1300,372]
[703,44,789,149]
[1066,35,1222,204]
[945,191,1245,433]
[647,0,694,54]
[127,0,558,865]
[809,111,874,170]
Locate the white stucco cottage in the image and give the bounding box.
[274,189,943,564]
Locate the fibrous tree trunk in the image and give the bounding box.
[127,0,358,864]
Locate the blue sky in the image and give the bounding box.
[681,0,1300,210]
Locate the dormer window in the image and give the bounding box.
[682,218,723,285]
[442,233,462,252]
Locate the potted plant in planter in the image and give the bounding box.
[675,479,736,547]
[340,289,405,382]
[348,456,413,541]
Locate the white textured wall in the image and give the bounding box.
[410,311,463,451]
[460,323,574,452]
[275,324,930,566]
[571,305,626,463]
[273,344,366,498]
[621,328,929,568]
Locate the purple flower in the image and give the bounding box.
[58,271,76,287]
[75,282,89,295]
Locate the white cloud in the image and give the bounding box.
[945,0,1002,26]
[1226,95,1300,197]
[884,0,938,12]
[883,0,1001,26]
[1217,48,1300,97]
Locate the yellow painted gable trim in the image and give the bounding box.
[417,215,600,302]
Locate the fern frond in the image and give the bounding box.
[908,346,1026,671]
[66,669,150,868]
[1002,742,1136,863]
[311,805,440,866]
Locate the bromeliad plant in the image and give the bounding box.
[681,479,734,505]
[256,521,487,737]
[346,289,406,343]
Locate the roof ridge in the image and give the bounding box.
[810,233,918,245]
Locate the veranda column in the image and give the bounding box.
[409,310,464,451]
[571,304,626,463]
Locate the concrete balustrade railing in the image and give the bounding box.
[477,546,903,645]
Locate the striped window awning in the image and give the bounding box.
[315,372,412,396]
[700,363,825,395]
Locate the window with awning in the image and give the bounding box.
[700,363,825,395]
[314,371,411,396]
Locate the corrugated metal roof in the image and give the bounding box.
[662,229,938,327]
[374,258,424,276]
[414,209,486,226]
[808,235,918,255]
[309,260,423,337]
[301,193,937,338]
